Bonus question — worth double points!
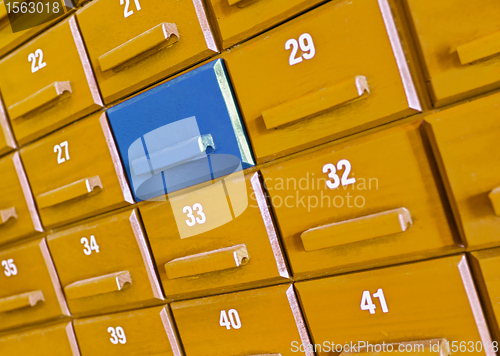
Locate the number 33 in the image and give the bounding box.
[323,159,356,189]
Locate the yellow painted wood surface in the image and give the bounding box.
[296,255,492,356]
[300,207,412,252]
[0,96,16,157]
[21,112,132,229]
[73,305,181,356]
[457,30,500,65]
[223,0,419,163]
[37,175,102,209]
[261,120,459,279]
[403,0,500,107]
[0,152,42,245]
[171,284,307,356]
[0,16,103,145]
[0,322,79,356]
[64,270,131,300]
[140,172,289,300]
[488,187,500,217]
[0,238,69,331]
[47,208,164,317]
[76,0,218,104]
[0,207,17,225]
[206,0,327,49]
[0,290,44,313]
[424,92,500,250]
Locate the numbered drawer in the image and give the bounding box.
[0,152,42,245]
[47,208,164,317]
[470,248,500,344]
[140,172,289,300]
[0,97,15,156]
[171,284,312,356]
[425,93,500,250]
[74,305,182,356]
[261,120,459,279]
[0,322,79,356]
[76,0,217,104]
[223,0,421,164]
[403,0,500,107]
[20,112,133,229]
[108,59,254,202]
[296,255,494,356]
[206,0,327,49]
[0,16,103,146]
[0,238,70,331]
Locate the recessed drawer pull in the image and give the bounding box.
[457,31,500,65]
[0,207,17,225]
[64,271,132,300]
[0,290,44,313]
[301,207,412,252]
[99,22,180,72]
[262,75,369,130]
[340,339,449,356]
[227,0,256,8]
[131,133,214,176]
[8,81,72,121]
[164,244,249,279]
[488,186,500,216]
[37,175,102,209]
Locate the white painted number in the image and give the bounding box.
[323,159,356,190]
[108,326,126,344]
[2,259,17,277]
[220,309,241,330]
[81,235,100,255]
[183,203,206,227]
[285,33,316,66]
[28,49,46,73]
[54,141,70,164]
[360,288,389,314]
[120,0,141,18]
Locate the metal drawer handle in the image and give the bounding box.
[0,207,17,225]
[340,339,449,356]
[457,31,500,65]
[37,175,102,209]
[9,81,72,120]
[301,207,412,252]
[99,22,179,72]
[131,133,214,176]
[228,0,256,8]
[164,244,249,279]
[262,75,369,130]
[64,271,132,300]
[0,290,44,313]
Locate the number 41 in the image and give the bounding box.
[360,288,389,314]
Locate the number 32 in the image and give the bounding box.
[323,159,356,189]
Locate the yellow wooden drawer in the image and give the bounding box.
[0,322,79,355]
[47,208,164,317]
[171,284,313,356]
[0,238,70,331]
[403,0,500,107]
[261,120,459,279]
[76,0,218,104]
[74,305,182,356]
[425,93,500,250]
[206,0,327,49]
[0,16,103,146]
[0,152,42,246]
[296,255,494,356]
[223,0,421,164]
[20,112,133,229]
[470,248,500,345]
[140,172,289,300]
[0,96,15,156]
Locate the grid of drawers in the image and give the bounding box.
[1,0,500,355]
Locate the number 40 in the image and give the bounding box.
[360,288,389,314]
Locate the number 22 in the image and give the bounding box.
[120,0,141,18]
[28,49,47,73]
[322,159,356,190]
